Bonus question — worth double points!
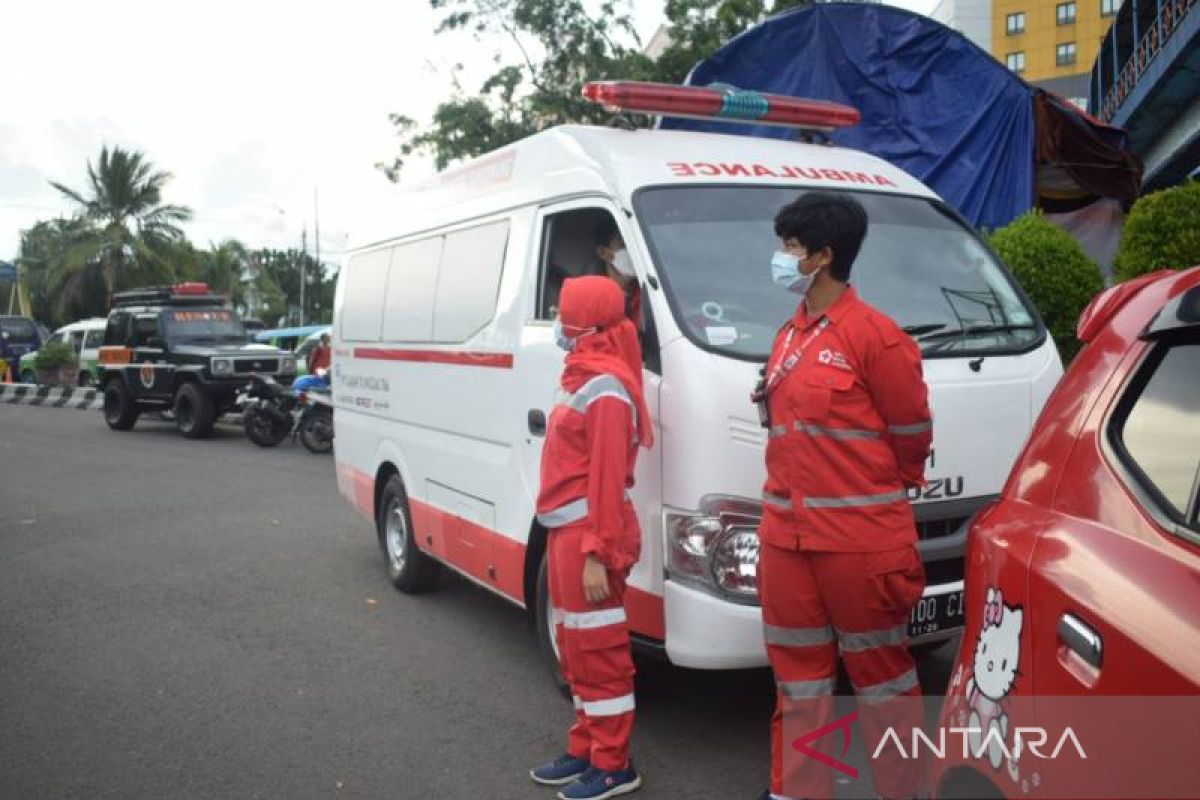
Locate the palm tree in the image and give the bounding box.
[200,239,249,310]
[50,146,192,303]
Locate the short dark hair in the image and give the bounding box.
[773,193,868,282]
[594,216,619,249]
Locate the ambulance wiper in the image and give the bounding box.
[902,323,947,337]
[917,323,1037,342]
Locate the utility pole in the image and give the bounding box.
[300,226,307,327]
[314,187,321,324]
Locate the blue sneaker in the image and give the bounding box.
[530,753,591,786]
[557,763,642,799]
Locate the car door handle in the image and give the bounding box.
[1058,613,1103,669]
[528,409,546,437]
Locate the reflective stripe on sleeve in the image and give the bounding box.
[768,424,789,439]
[803,489,907,509]
[764,623,835,647]
[795,422,881,440]
[572,695,583,711]
[778,677,835,699]
[887,421,932,435]
[762,491,793,511]
[537,497,589,527]
[560,375,631,413]
[562,607,627,630]
[837,623,909,652]
[855,669,919,704]
[581,693,636,717]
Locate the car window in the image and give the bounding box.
[70,331,85,352]
[1116,341,1200,529]
[83,330,104,349]
[132,315,161,347]
[0,318,38,344]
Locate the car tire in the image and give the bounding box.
[535,551,572,698]
[174,382,215,439]
[103,380,138,431]
[376,475,441,594]
[20,369,36,385]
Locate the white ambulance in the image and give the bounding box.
[332,83,1062,676]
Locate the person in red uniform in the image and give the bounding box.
[752,193,932,800]
[595,218,643,329]
[307,332,331,374]
[530,276,653,800]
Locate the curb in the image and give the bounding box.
[0,384,103,410]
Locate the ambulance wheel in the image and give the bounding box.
[535,552,572,698]
[377,475,440,593]
[103,380,139,431]
[174,382,215,439]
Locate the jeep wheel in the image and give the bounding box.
[103,381,138,431]
[377,475,441,593]
[174,382,216,439]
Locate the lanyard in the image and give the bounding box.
[763,317,830,397]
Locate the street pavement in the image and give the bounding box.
[0,404,956,799]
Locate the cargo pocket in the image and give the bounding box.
[576,615,635,686]
[866,546,926,618]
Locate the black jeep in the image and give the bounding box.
[98,283,296,438]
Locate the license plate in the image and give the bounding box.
[908,587,964,639]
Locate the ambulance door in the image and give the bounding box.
[513,199,665,622]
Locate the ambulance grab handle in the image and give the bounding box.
[528,409,546,437]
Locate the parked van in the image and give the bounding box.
[332,84,1062,674]
[19,318,106,386]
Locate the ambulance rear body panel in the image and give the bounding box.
[333,125,1062,669]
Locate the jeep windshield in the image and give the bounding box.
[634,187,1043,361]
[162,309,247,344]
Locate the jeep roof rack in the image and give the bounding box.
[111,283,229,309]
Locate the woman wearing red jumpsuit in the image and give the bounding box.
[530,276,653,800]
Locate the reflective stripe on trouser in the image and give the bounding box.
[758,543,927,800]
[548,523,636,772]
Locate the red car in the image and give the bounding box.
[932,267,1200,800]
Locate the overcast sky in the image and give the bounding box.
[0,0,936,266]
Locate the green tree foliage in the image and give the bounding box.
[250,249,338,326]
[379,0,810,179]
[49,146,193,305]
[988,211,1103,362]
[1113,181,1200,281]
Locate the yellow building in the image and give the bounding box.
[992,0,1123,100]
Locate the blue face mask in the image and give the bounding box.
[553,318,574,352]
[771,250,820,296]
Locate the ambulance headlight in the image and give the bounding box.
[710,528,760,599]
[664,496,762,605]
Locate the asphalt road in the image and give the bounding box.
[0,404,956,800]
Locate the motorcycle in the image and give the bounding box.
[293,374,334,454]
[240,374,298,448]
[239,370,334,454]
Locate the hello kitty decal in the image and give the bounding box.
[965,586,1024,772]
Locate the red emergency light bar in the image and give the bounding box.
[174,282,211,295]
[582,81,860,131]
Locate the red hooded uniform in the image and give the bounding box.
[536,276,652,774]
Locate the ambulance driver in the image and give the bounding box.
[752,193,932,800]
[530,276,652,800]
[594,218,642,329]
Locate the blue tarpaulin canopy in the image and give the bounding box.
[253,324,327,343]
[661,3,1089,230]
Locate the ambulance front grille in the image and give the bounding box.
[916,515,969,541]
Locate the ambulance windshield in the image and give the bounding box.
[634,187,1043,361]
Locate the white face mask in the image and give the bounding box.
[610,248,636,278]
[771,250,820,297]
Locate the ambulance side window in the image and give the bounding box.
[536,208,614,320]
